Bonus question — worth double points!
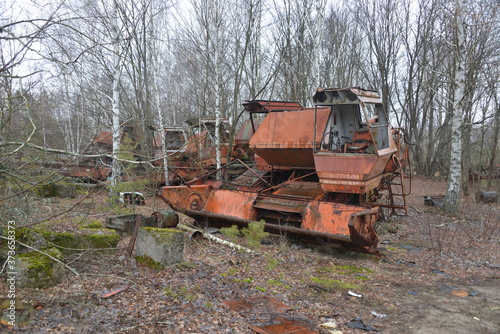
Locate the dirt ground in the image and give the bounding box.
[1,176,499,333]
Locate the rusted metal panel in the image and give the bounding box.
[242,100,304,113]
[58,164,109,181]
[250,108,330,168]
[224,297,318,334]
[313,87,382,105]
[203,189,258,220]
[271,181,324,199]
[253,195,308,214]
[159,184,212,211]
[302,201,378,248]
[314,153,393,193]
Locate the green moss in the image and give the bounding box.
[176,261,198,270]
[267,279,284,286]
[83,233,120,248]
[140,227,182,244]
[163,286,177,297]
[310,277,361,291]
[162,286,196,302]
[34,230,82,249]
[34,184,56,197]
[17,247,64,289]
[234,278,254,283]
[80,220,104,229]
[220,268,239,277]
[256,287,266,292]
[34,229,120,252]
[136,255,164,270]
[266,256,279,271]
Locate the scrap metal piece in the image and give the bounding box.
[119,192,146,205]
[424,195,445,207]
[224,297,317,334]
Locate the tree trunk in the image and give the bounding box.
[444,0,467,214]
[110,1,122,193]
[213,1,222,180]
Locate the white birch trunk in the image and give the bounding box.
[150,7,169,185]
[213,2,222,180]
[155,81,169,185]
[110,1,122,192]
[313,0,325,89]
[444,0,467,213]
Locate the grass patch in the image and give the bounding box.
[310,277,361,291]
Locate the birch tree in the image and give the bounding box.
[109,0,122,191]
[444,0,467,213]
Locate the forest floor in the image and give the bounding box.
[1,176,499,334]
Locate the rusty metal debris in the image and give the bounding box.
[119,192,145,205]
[223,297,317,334]
[346,317,377,331]
[160,87,411,253]
[105,214,157,236]
[475,191,499,203]
[424,195,445,207]
[98,285,129,298]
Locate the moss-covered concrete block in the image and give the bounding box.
[33,182,76,198]
[53,183,76,198]
[34,229,120,253]
[14,248,65,289]
[0,228,48,260]
[82,232,121,249]
[135,227,184,268]
[34,184,55,198]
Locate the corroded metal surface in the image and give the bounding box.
[224,297,318,334]
[160,88,410,252]
[249,108,330,169]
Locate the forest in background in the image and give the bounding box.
[1,0,499,206]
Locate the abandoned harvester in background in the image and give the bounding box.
[159,87,410,252]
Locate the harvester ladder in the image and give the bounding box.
[386,171,408,216]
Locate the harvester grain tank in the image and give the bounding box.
[159,88,409,252]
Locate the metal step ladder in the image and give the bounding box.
[375,171,410,216]
[386,171,408,216]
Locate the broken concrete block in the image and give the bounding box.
[34,183,76,198]
[14,248,65,289]
[135,227,184,268]
[53,183,76,198]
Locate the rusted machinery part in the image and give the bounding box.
[173,206,379,254]
[151,209,179,228]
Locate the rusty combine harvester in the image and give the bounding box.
[53,118,251,184]
[159,88,410,252]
